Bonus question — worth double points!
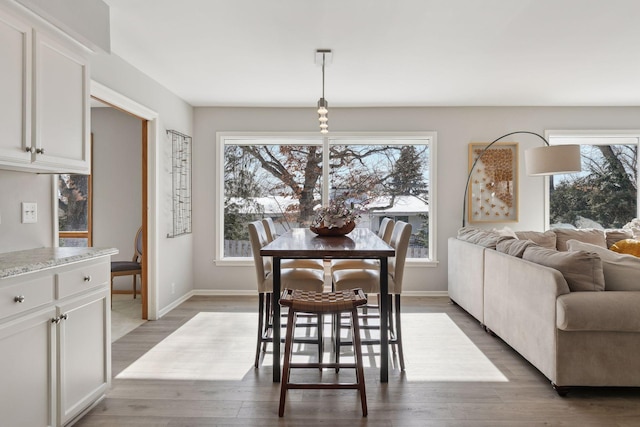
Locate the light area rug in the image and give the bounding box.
[116,312,507,382]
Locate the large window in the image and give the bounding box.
[218,133,435,261]
[548,132,639,229]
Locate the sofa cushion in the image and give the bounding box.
[567,239,640,291]
[457,227,514,249]
[552,228,606,252]
[557,292,640,332]
[605,228,634,248]
[496,239,538,258]
[610,239,640,258]
[523,245,605,292]
[514,230,557,249]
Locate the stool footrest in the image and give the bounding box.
[286,383,363,390]
[289,362,358,369]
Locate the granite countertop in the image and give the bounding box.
[0,247,119,279]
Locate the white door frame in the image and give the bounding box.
[91,80,160,320]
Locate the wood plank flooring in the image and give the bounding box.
[76,296,640,426]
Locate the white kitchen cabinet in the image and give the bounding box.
[0,5,90,174]
[0,307,56,427]
[56,289,110,426]
[0,8,32,169]
[0,250,114,427]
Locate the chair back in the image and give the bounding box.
[262,218,278,242]
[133,227,143,262]
[389,221,412,293]
[248,220,272,293]
[378,217,395,243]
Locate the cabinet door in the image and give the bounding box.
[0,307,56,427]
[56,289,110,426]
[0,9,32,169]
[33,31,90,174]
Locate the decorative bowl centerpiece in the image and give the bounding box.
[310,197,361,237]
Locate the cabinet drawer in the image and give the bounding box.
[56,261,109,299]
[0,275,54,320]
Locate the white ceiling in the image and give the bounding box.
[103,0,640,108]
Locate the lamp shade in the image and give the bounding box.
[524,144,582,176]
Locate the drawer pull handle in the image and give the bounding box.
[84,275,92,282]
[25,146,33,153]
[14,295,26,303]
[35,148,45,154]
[52,314,68,324]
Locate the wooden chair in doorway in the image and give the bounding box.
[110,227,143,303]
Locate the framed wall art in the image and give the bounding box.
[468,142,518,223]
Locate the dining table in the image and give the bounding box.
[260,227,395,383]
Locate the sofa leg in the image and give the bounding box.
[552,383,570,397]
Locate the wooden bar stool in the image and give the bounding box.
[278,288,368,417]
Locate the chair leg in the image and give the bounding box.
[279,310,296,417]
[335,312,341,372]
[255,293,265,368]
[350,307,368,417]
[395,294,405,371]
[317,314,324,366]
[132,275,137,299]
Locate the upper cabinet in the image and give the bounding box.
[0,7,90,174]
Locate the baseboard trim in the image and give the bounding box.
[157,289,449,319]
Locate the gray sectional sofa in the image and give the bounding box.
[448,227,640,394]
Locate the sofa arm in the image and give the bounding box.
[557,292,640,332]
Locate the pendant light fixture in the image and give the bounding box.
[315,49,332,134]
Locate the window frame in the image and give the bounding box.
[544,129,640,229]
[215,131,437,266]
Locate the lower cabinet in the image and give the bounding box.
[0,307,56,427]
[57,289,110,426]
[0,256,111,427]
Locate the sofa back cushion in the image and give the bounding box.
[523,245,605,292]
[496,239,538,258]
[514,230,557,249]
[552,228,606,252]
[567,239,640,291]
[605,229,634,248]
[457,227,513,249]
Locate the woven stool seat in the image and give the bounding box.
[278,288,368,417]
[280,288,368,314]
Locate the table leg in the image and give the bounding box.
[379,257,389,382]
[273,257,281,382]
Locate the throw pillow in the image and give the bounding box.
[552,228,606,252]
[610,239,640,258]
[567,239,640,291]
[605,229,634,248]
[492,226,518,238]
[523,245,605,292]
[514,230,557,249]
[496,239,538,258]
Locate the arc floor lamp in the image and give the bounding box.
[462,131,582,227]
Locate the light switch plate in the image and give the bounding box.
[22,202,37,224]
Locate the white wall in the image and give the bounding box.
[0,170,53,253]
[90,51,194,312]
[193,106,640,294]
[91,106,142,292]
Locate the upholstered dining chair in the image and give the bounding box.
[110,226,143,304]
[330,217,394,272]
[248,220,326,368]
[262,217,325,271]
[331,220,412,371]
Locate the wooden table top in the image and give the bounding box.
[260,227,395,259]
